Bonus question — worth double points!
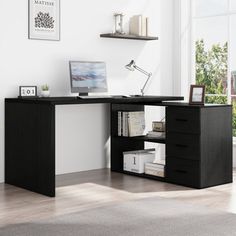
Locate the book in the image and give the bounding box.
[146,17,149,36]
[117,111,145,137]
[145,162,165,169]
[129,15,142,36]
[141,16,147,36]
[128,111,145,137]
[129,15,148,36]
[146,131,165,138]
[118,111,122,136]
[123,112,129,137]
[122,112,126,136]
[145,162,165,177]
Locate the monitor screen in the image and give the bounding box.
[69,61,108,94]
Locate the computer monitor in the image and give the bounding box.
[69,61,108,96]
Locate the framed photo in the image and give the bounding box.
[189,85,205,105]
[28,0,60,41]
[19,86,38,98]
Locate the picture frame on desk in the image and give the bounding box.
[189,85,205,105]
[19,86,38,98]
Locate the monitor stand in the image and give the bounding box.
[79,93,88,96]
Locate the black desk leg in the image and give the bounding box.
[5,102,55,197]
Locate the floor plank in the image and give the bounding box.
[0,168,235,227]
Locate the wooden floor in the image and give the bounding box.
[0,168,236,227]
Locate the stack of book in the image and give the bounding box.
[144,162,165,177]
[118,111,145,137]
[129,15,149,36]
[146,131,165,138]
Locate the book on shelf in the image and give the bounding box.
[118,111,145,137]
[145,162,165,177]
[146,131,165,138]
[118,111,122,136]
[129,15,142,36]
[129,15,149,36]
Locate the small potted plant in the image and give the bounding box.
[41,84,50,97]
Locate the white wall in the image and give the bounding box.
[0,0,175,183]
[56,104,110,175]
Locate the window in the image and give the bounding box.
[191,0,236,136]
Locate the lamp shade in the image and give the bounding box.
[125,60,135,71]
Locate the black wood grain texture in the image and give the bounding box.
[5,97,232,197]
[166,106,232,188]
[166,107,200,134]
[166,133,200,160]
[5,96,184,105]
[166,157,200,188]
[5,101,55,197]
[111,104,144,172]
[200,107,232,187]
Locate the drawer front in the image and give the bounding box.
[166,133,200,160]
[166,157,200,188]
[166,107,200,134]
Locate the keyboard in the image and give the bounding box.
[78,95,112,99]
[78,95,132,99]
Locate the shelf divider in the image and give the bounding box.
[114,135,166,144]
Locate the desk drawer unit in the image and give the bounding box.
[166,106,232,188]
[166,107,200,134]
[166,133,200,160]
[166,157,200,188]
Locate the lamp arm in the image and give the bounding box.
[140,73,152,96]
[133,65,150,77]
[131,64,152,96]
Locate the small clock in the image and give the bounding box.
[19,86,38,98]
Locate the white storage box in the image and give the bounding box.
[145,162,165,177]
[123,149,155,174]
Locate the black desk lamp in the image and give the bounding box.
[125,60,152,96]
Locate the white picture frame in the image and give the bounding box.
[28,0,60,41]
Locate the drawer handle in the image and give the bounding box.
[174,169,187,174]
[175,144,188,148]
[175,118,187,122]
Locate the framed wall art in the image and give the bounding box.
[189,85,205,105]
[28,0,60,41]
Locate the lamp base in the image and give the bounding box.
[130,94,143,97]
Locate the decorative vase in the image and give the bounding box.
[41,90,50,97]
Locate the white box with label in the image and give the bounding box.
[123,149,155,174]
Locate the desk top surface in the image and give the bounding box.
[5,96,231,107]
[6,96,184,105]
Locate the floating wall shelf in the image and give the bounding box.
[100,33,158,41]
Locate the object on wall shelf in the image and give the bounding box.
[129,15,149,37]
[114,13,125,35]
[100,33,158,41]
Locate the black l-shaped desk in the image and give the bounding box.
[5,96,232,197]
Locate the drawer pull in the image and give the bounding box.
[174,169,187,174]
[175,144,188,148]
[175,118,187,122]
